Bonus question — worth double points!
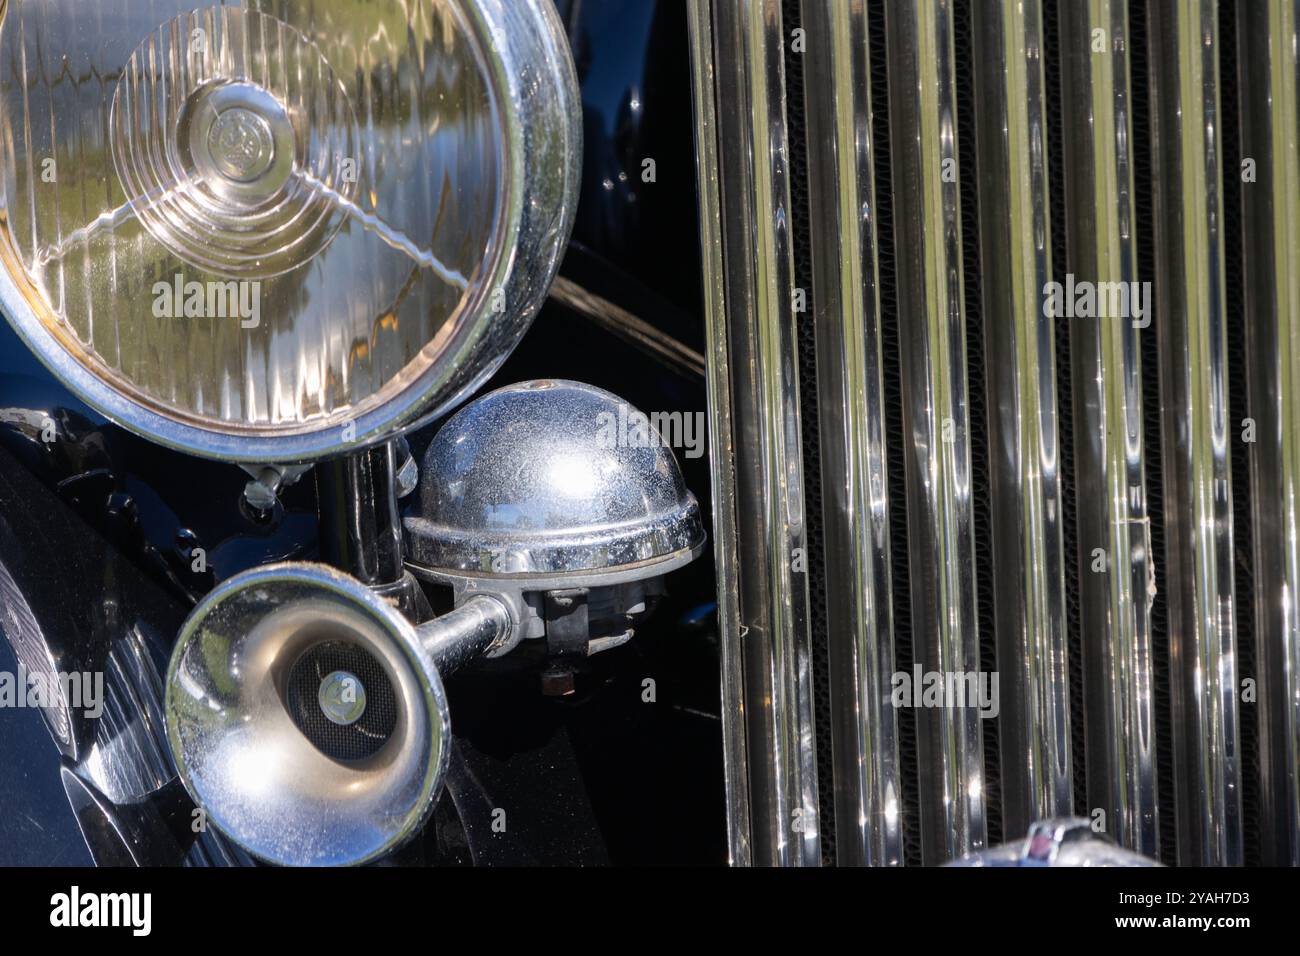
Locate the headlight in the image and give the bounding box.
[0,0,579,462]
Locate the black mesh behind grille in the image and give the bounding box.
[1217,0,1260,869]
[952,0,1003,849]
[1040,0,1090,821]
[285,641,398,762]
[780,0,836,866]
[868,0,923,869]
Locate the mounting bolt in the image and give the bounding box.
[540,666,576,697]
[242,466,282,512]
[395,453,419,499]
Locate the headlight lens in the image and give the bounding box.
[0,0,579,461]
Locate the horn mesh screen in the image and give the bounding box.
[285,641,398,762]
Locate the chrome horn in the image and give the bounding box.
[164,561,509,866]
[403,380,707,657]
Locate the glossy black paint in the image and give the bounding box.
[0,0,721,866]
[554,0,706,346]
[0,346,321,604]
[0,446,229,865]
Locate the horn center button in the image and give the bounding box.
[286,641,396,760]
[318,670,367,726]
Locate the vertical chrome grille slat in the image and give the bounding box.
[1059,0,1160,856]
[884,0,987,864]
[800,0,903,867]
[1147,0,1244,866]
[970,0,1074,835]
[686,0,752,867]
[1238,0,1300,866]
[688,0,821,866]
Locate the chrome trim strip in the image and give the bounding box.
[970,0,1073,835]
[548,276,707,379]
[800,0,903,866]
[1058,0,1160,856]
[1147,0,1243,866]
[1238,0,1300,866]
[884,0,987,863]
[688,0,821,866]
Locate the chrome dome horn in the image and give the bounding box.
[164,562,510,866]
[404,380,707,659]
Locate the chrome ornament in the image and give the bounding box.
[948,819,1162,868]
[317,671,367,727]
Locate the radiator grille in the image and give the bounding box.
[690,0,1299,866]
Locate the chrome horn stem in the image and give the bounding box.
[419,595,513,673]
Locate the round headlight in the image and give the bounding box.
[0,0,579,462]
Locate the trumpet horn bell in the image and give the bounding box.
[164,562,450,866]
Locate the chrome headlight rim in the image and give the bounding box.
[0,0,580,465]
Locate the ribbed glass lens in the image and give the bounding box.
[1,1,504,434]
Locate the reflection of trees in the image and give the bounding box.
[2,0,496,427]
[248,0,498,417]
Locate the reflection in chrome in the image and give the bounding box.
[1238,0,1300,866]
[971,0,1073,835]
[800,0,902,867]
[884,0,986,863]
[1059,0,1159,857]
[81,628,174,805]
[1147,0,1243,866]
[687,0,821,866]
